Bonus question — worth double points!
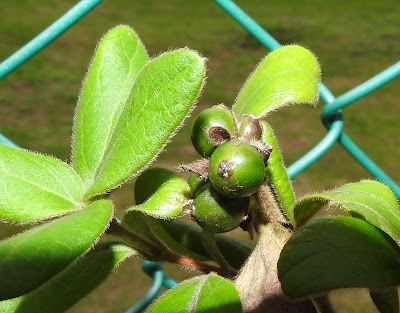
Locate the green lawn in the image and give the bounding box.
[1,0,399,312]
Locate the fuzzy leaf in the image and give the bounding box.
[0,144,83,223]
[260,121,294,222]
[0,199,113,300]
[233,45,320,119]
[370,287,399,313]
[84,50,205,198]
[146,273,242,313]
[126,168,190,218]
[73,25,149,191]
[278,216,400,299]
[0,242,133,313]
[293,180,400,242]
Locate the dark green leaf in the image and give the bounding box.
[0,144,83,223]
[232,45,320,119]
[0,242,133,313]
[0,199,113,300]
[293,180,400,242]
[260,121,294,222]
[278,216,400,299]
[84,49,205,198]
[73,25,149,191]
[159,219,253,270]
[146,273,242,313]
[370,287,399,313]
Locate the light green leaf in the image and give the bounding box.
[0,144,83,223]
[146,273,242,313]
[232,45,320,119]
[0,199,113,300]
[84,49,205,198]
[370,287,399,313]
[293,180,400,242]
[260,121,294,222]
[73,25,149,191]
[0,242,133,313]
[278,216,400,299]
[126,168,190,218]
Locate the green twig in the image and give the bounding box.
[202,229,237,278]
[106,218,162,259]
[312,295,337,313]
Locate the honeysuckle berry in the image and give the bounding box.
[208,140,265,198]
[192,183,248,233]
[191,105,237,157]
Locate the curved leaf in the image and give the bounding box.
[73,25,149,190]
[260,121,294,222]
[84,49,205,198]
[232,45,320,119]
[0,242,133,313]
[0,199,113,300]
[293,180,400,242]
[146,273,242,313]
[278,216,400,299]
[126,168,190,218]
[0,144,83,223]
[370,287,399,313]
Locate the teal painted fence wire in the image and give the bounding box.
[1,0,400,312]
[0,0,103,80]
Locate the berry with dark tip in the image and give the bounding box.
[208,140,265,198]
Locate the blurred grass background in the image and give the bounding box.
[0,0,399,312]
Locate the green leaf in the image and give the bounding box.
[146,273,242,313]
[232,45,320,119]
[159,219,254,270]
[370,287,399,313]
[72,25,149,191]
[84,49,205,198]
[0,242,133,313]
[0,144,83,223]
[278,216,400,299]
[293,180,400,242]
[126,168,190,218]
[123,209,253,269]
[260,121,294,222]
[0,199,113,300]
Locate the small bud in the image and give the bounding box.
[238,114,262,140]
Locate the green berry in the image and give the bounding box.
[192,183,248,233]
[191,105,237,157]
[188,173,207,198]
[208,140,265,198]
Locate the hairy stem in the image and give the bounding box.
[312,295,337,313]
[202,229,237,278]
[163,252,230,277]
[106,218,162,259]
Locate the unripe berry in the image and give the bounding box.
[192,183,248,233]
[191,105,237,157]
[208,140,265,198]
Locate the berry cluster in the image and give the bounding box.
[188,105,273,233]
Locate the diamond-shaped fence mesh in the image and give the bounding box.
[1,0,399,312]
